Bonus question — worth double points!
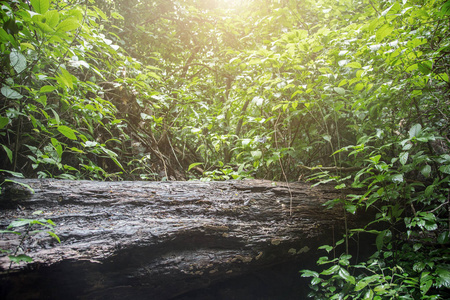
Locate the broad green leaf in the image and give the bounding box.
[251,150,262,159]
[0,28,12,42]
[420,273,433,295]
[345,62,361,69]
[376,231,385,251]
[399,152,408,165]
[93,6,108,20]
[0,170,25,178]
[10,49,27,74]
[8,254,33,264]
[30,0,50,14]
[111,12,124,20]
[355,280,368,291]
[188,162,203,171]
[363,289,374,300]
[376,24,394,42]
[321,265,340,275]
[318,245,333,253]
[59,67,74,89]
[8,219,33,228]
[334,87,345,95]
[413,261,426,272]
[436,266,450,288]
[0,116,9,129]
[420,165,431,177]
[406,64,418,72]
[101,147,125,171]
[51,138,63,158]
[391,174,403,183]
[345,204,357,214]
[40,85,57,93]
[381,2,400,16]
[300,270,319,278]
[439,165,450,174]
[1,86,22,99]
[418,60,433,75]
[57,125,77,140]
[437,231,449,244]
[44,10,60,28]
[354,83,364,91]
[339,268,355,285]
[56,18,80,32]
[2,145,13,163]
[409,124,422,138]
[369,155,381,164]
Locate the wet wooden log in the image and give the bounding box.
[0,179,370,299]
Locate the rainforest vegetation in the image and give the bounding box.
[1,0,449,298]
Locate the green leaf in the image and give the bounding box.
[420,165,431,177]
[334,87,345,95]
[8,219,33,228]
[399,152,408,165]
[363,289,374,300]
[2,144,13,163]
[345,204,357,214]
[1,86,23,99]
[188,162,203,171]
[355,280,368,291]
[300,270,319,278]
[413,261,426,272]
[420,273,432,295]
[30,0,50,14]
[409,124,422,139]
[0,230,20,235]
[251,150,262,159]
[8,254,33,264]
[43,10,60,28]
[2,179,34,194]
[418,60,433,75]
[40,85,57,93]
[47,231,61,243]
[0,116,9,129]
[439,165,450,174]
[0,28,12,42]
[101,147,125,171]
[10,49,27,74]
[0,170,25,178]
[59,67,74,89]
[369,155,381,164]
[56,18,80,32]
[376,230,386,251]
[339,268,355,285]
[436,266,450,288]
[391,174,403,183]
[51,138,63,158]
[318,245,333,253]
[57,125,77,140]
[345,62,361,69]
[376,24,394,42]
[111,12,124,20]
[437,231,449,244]
[321,264,340,275]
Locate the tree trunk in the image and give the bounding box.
[0,179,371,299]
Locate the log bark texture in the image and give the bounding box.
[0,179,368,299]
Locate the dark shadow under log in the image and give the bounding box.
[0,179,373,299]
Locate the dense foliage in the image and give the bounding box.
[1,0,449,298]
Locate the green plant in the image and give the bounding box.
[0,211,60,270]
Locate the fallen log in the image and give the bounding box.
[0,179,371,299]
